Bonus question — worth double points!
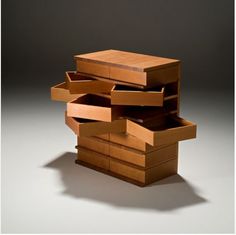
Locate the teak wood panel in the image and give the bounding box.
[108,133,164,152]
[77,136,110,156]
[76,146,178,185]
[77,72,146,89]
[65,113,126,137]
[109,158,178,184]
[95,134,110,141]
[109,142,178,168]
[110,85,165,106]
[77,136,178,168]
[51,82,82,102]
[126,116,196,146]
[75,50,180,87]
[67,94,125,122]
[65,71,114,94]
[75,49,179,72]
[77,147,109,170]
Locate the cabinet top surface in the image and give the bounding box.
[75,50,180,72]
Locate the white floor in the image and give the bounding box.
[1,89,234,233]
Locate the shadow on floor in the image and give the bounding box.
[44,152,207,211]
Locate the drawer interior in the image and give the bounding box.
[70,94,112,107]
[142,115,195,130]
[71,116,99,124]
[66,71,94,82]
[113,84,164,93]
[121,103,177,124]
[164,82,178,97]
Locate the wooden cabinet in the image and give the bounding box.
[51,49,196,186]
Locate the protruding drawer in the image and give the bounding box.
[126,116,197,146]
[65,71,114,94]
[111,85,165,106]
[67,94,125,122]
[50,82,82,102]
[65,112,126,137]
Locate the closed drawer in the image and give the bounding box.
[76,60,110,78]
[75,50,180,87]
[109,159,146,183]
[77,136,109,155]
[50,82,82,102]
[67,94,125,122]
[126,116,197,146]
[65,112,126,137]
[109,133,160,152]
[77,147,109,170]
[65,71,114,94]
[109,158,178,184]
[109,142,178,168]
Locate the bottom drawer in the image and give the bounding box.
[77,147,109,170]
[109,158,178,184]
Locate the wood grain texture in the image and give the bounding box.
[111,85,165,106]
[76,136,178,168]
[67,94,125,122]
[108,133,160,152]
[75,50,180,87]
[51,82,82,102]
[75,140,178,185]
[126,116,196,146]
[77,146,109,170]
[65,112,126,137]
[75,49,179,72]
[65,71,114,94]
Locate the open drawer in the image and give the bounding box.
[51,82,82,102]
[111,85,165,106]
[126,116,196,146]
[65,71,114,94]
[65,112,126,137]
[67,94,125,122]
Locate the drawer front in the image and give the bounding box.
[76,60,110,78]
[110,133,147,151]
[66,71,113,94]
[109,133,161,152]
[67,102,112,122]
[109,159,145,183]
[77,147,109,170]
[109,144,146,167]
[111,86,164,106]
[109,67,147,85]
[67,94,124,122]
[77,137,109,155]
[65,114,126,137]
[126,116,196,146]
[51,82,82,102]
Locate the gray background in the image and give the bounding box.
[2,0,234,233]
[2,0,234,91]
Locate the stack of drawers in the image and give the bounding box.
[51,49,197,186]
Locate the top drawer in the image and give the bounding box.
[75,49,180,87]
